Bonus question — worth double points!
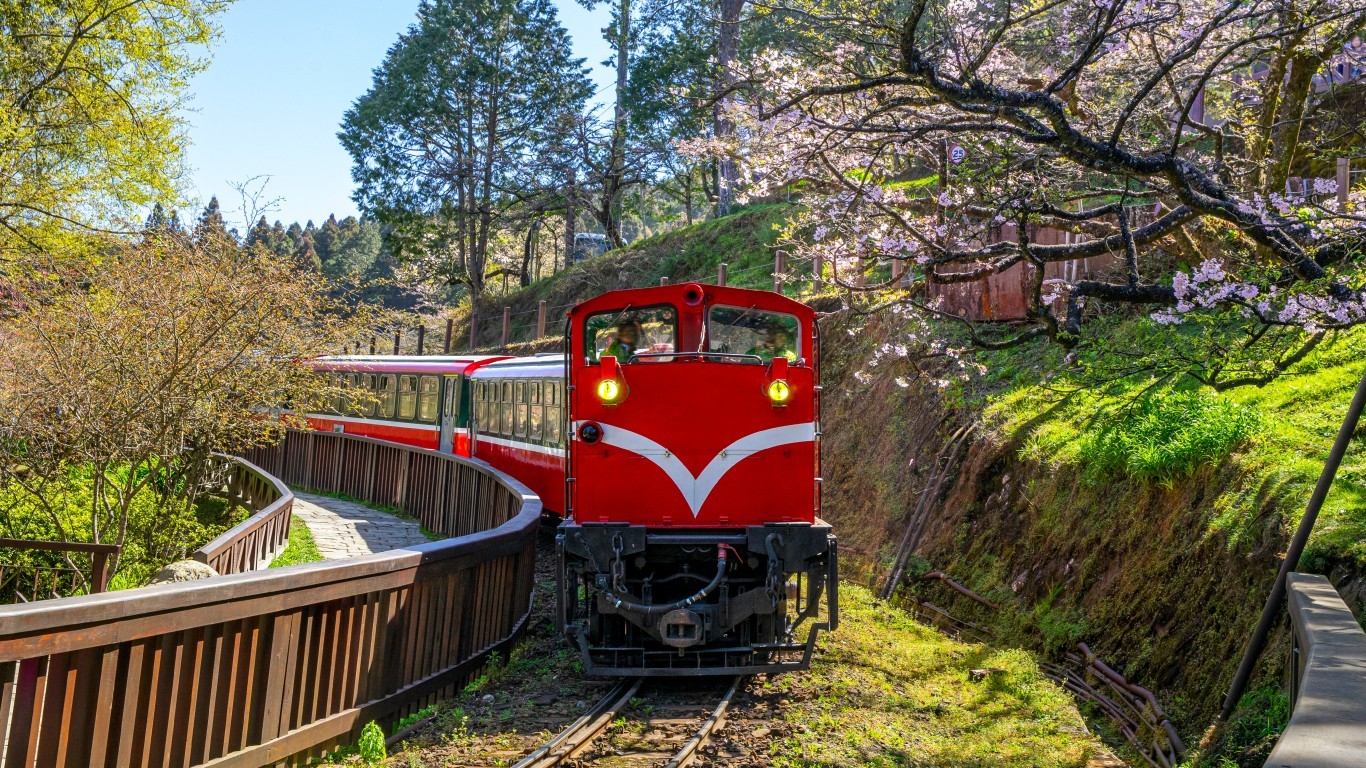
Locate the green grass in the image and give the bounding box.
[268,515,323,568]
[982,328,1366,566]
[1078,390,1262,484]
[763,584,1102,767]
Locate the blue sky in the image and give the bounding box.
[179,0,613,230]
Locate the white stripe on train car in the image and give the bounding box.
[306,413,441,432]
[477,434,566,457]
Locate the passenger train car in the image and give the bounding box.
[306,283,837,676]
[307,355,508,456]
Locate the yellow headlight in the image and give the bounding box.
[767,379,791,404]
[597,378,622,402]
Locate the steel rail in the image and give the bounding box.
[511,676,743,768]
[662,675,744,768]
[511,678,643,768]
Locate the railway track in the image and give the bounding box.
[512,676,744,768]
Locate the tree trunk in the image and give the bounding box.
[1267,52,1320,196]
[1249,44,1293,192]
[520,218,539,287]
[714,0,745,218]
[602,0,631,249]
[474,64,502,293]
[564,167,577,268]
[684,166,694,226]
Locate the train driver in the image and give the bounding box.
[747,324,797,363]
[603,320,641,361]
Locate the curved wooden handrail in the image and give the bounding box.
[0,429,541,768]
[193,454,295,575]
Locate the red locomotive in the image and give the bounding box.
[559,283,836,675]
[307,282,837,675]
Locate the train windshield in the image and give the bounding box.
[707,306,801,364]
[584,305,678,363]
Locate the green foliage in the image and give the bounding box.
[267,516,323,569]
[1206,684,1290,764]
[357,720,386,763]
[1079,391,1261,483]
[0,468,244,594]
[767,584,1102,767]
[0,0,227,259]
[340,0,592,291]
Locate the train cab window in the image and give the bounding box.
[584,305,677,363]
[417,376,439,422]
[398,375,417,420]
[707,306,801,364]
[378,375,396,418]
[500,381,514,437]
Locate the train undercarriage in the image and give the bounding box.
[556,521,838,676]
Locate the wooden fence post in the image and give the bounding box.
[444,319,453,353]
[773,251,784,293]
[718,263,728,286]
[502,306,511,347]
[91,550,110,593]
[1339,157,1351,207]
[392,330,401,355]
[659,277,668,286]
[813,254,823,289]
[856,258,867,288]
[416,325,426,355]
[369,336,376,354]
[537,301,547,339]
[892,258,905,286]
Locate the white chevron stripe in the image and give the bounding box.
[583,422,815,516]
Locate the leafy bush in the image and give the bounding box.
[357,720,386,763]
[1080,390,1261,483]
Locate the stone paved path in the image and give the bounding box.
[291,491,431,559]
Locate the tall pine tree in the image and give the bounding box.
[340,0,592,291]
[194,196,233,246]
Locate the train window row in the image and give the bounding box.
[475,378,564,448]
[323,372,442,424]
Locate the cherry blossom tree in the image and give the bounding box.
[688,0,1366,385]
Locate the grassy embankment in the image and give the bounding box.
[819,306,1366,762]
[0,476,251,591]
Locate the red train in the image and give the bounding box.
[307,283,837,675]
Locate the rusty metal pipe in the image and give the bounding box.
[922,571,999,609]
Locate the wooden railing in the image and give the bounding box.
[1263,573,1366,767]
[0,429,541,768]
[0,539,121,604]
[193,454,294,576]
